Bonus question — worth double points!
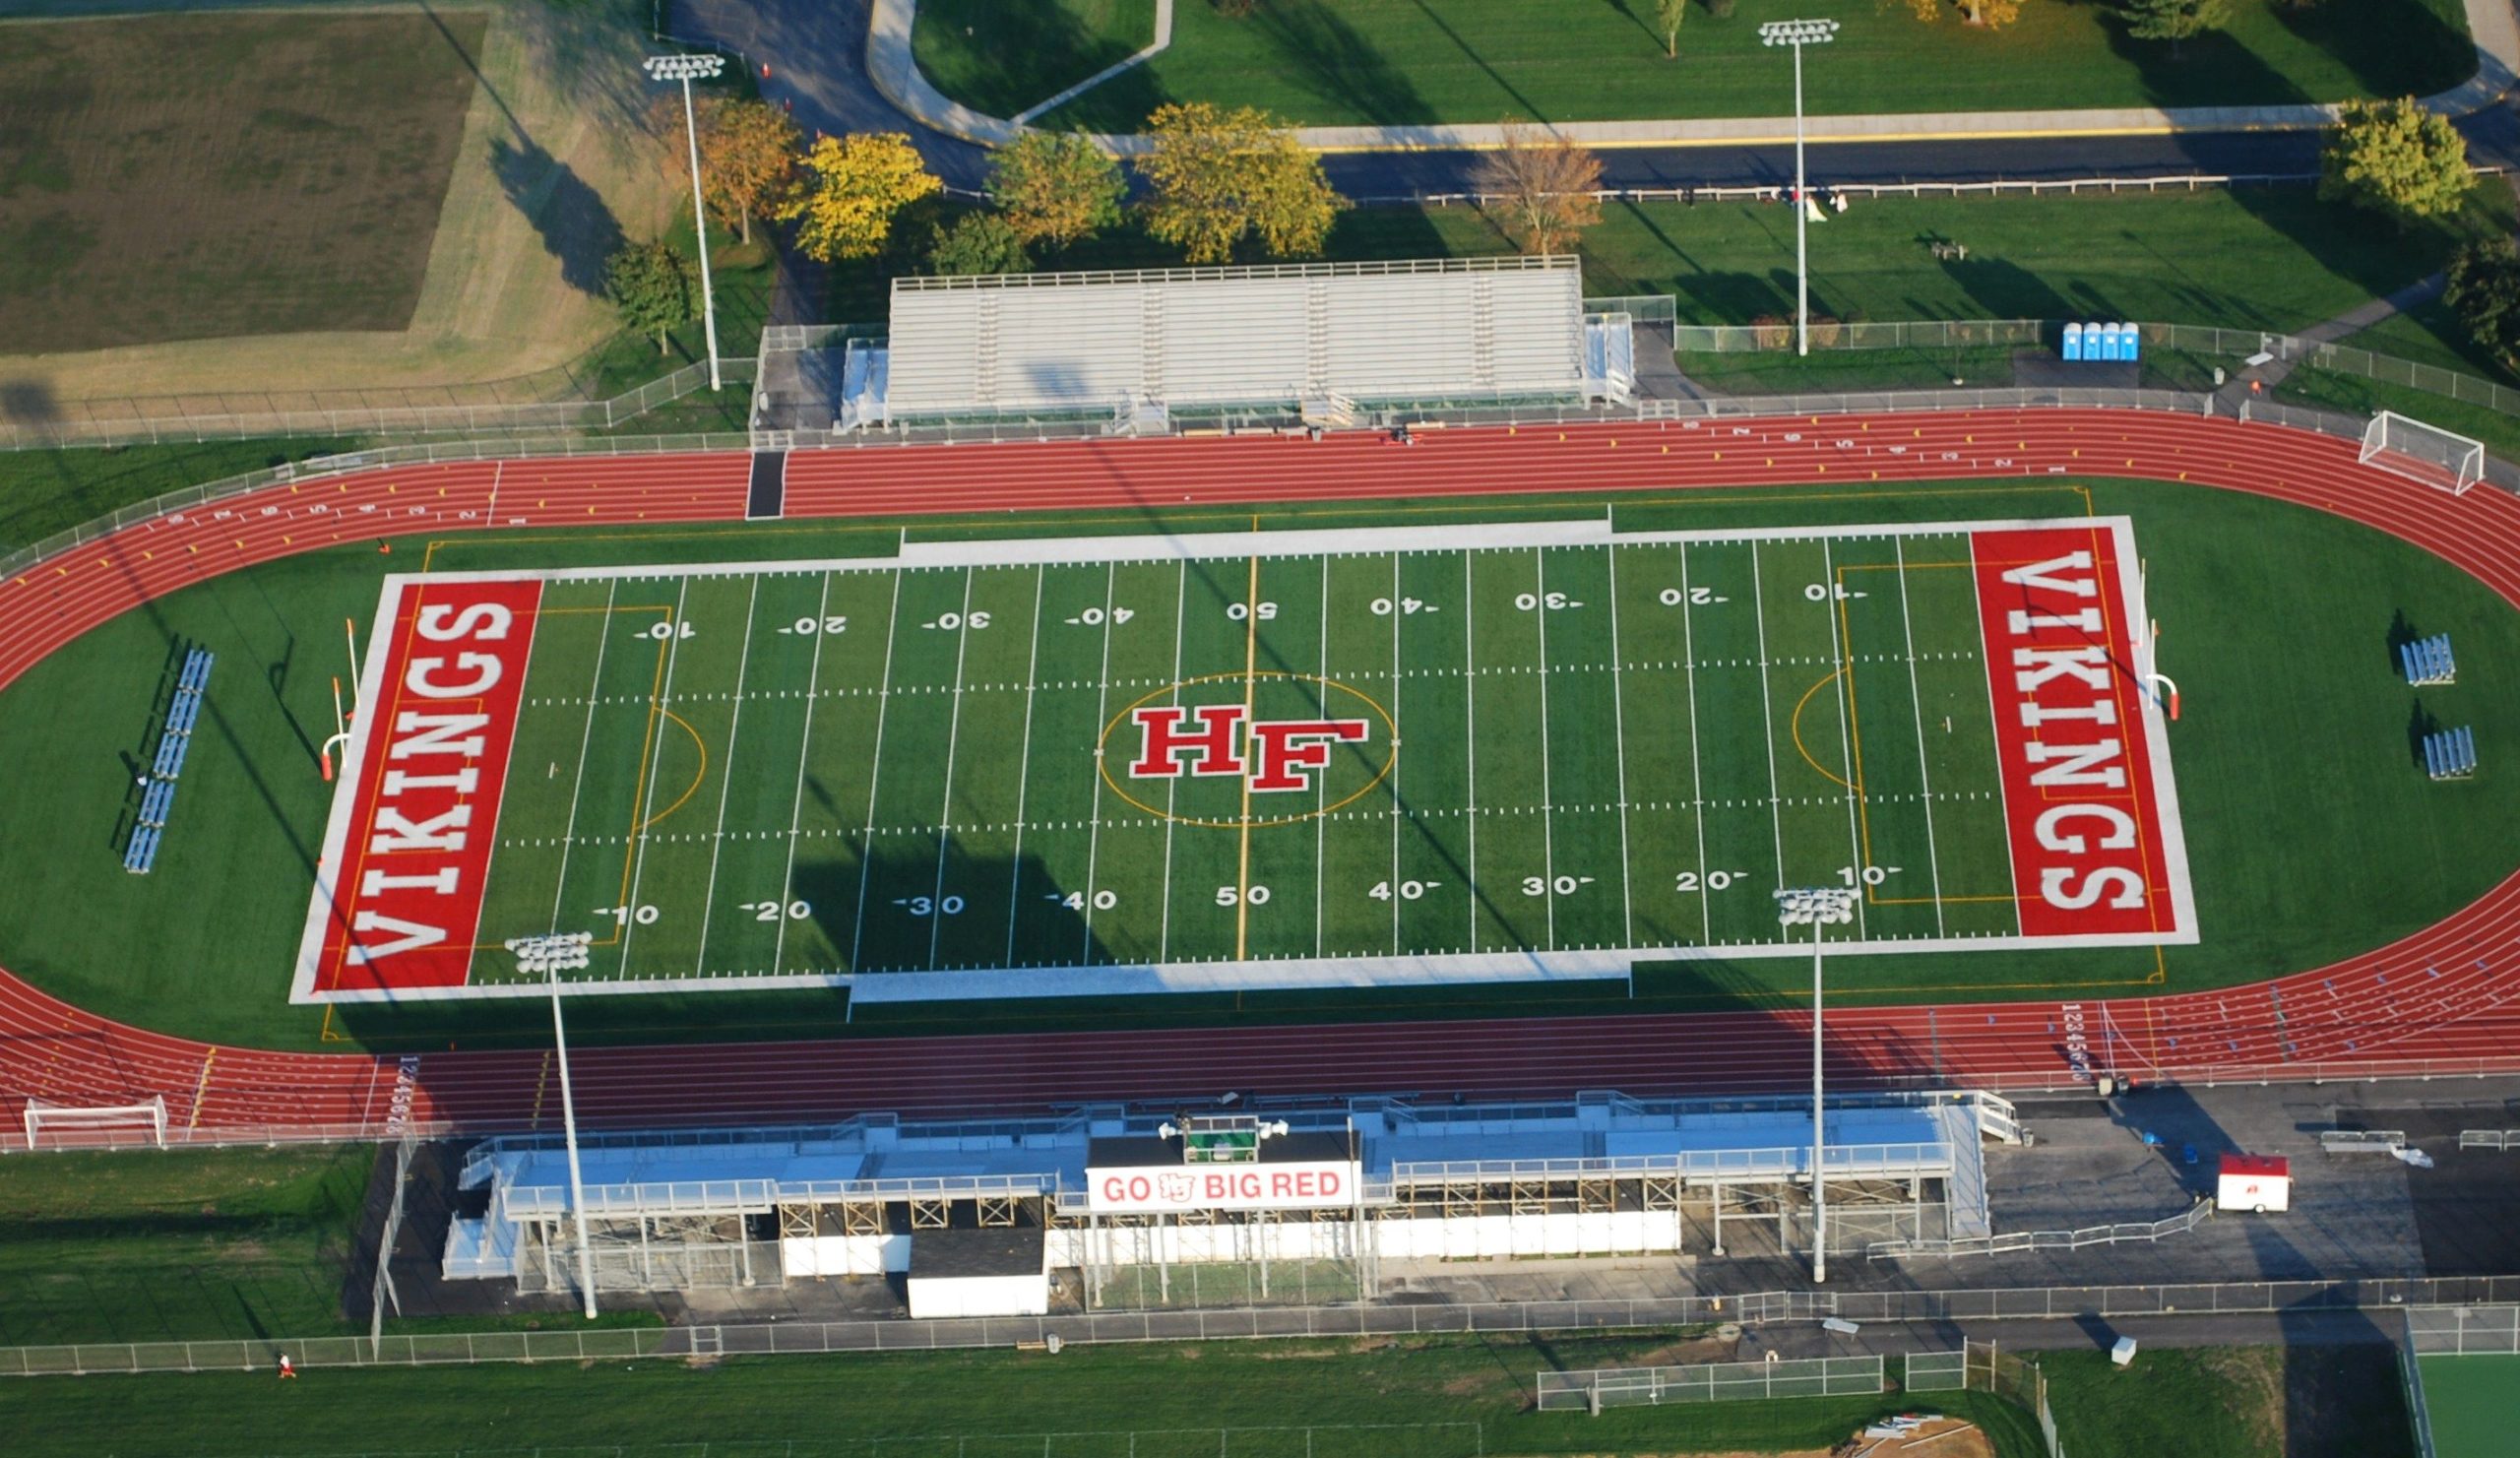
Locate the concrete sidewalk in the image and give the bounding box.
[867,0,2520,154]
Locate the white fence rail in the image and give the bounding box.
[2406,1304,2520,1356]
[1869,1198,2213,1259]
[1536,1356,1885,1410]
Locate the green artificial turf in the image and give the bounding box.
[2417,1353,2520,1458]
[0,1330,2048,1457]
[1026,0,2472,130]
[4,475,2518,1051]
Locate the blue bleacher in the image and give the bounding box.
[2424,726,2477,782]
[2401,633,2456,686]
[122,648,213,874]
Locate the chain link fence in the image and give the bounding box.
[1536,1355,1884,1410]
[16,1274,2520,1378]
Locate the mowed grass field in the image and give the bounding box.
[2417,1354,2520,1458]
[0,11,485,355]
[431,522,2042,997]
[1015,0,2472,129]
[0,478,2514,1049]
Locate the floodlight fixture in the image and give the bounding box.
[1757,18,1841,44]
[643,54,729,389]
[643,52,725,82]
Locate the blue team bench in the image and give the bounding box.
[123,648,214,874]
[2401,633,2455,686]
[2424,726,2477,783]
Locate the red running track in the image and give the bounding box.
[7,411,2520,1145]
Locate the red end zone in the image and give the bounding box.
[298,578,541,996]
[1972,526,2184,941]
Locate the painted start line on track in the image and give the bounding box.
[292,518,2194,1002]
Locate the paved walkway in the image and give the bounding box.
[868,0,2520,154]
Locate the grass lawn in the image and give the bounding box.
[0,10,486,354]
[7,474,2518,1051]
[0,438,364,557]
[2041,1344,2414,1458]
[0,1145,369,1346]
[846,189,2511,349]
[0,1330,2047,1457]
[912,0,1158,118]
[1024,0,2472,130]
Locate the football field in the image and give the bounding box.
[294,515,2193,1003]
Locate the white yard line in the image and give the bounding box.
[1002,565,1047,966]
[922,571,980,969]
[1679,545,1711,946]
[770,573,837,977]
[1315,557,1330,958]
[1820,539,1868,940]
[1159,560,1187,961]
[1895,539,1949,936]
[1533,547,1559,951]
[1965,541,2023,939]
[1078,563,1119,961]
[617,577,693,975]
[545,579,618,930]
[1463,551,1480,954]
[1389,552,1404,954]
[1606,544,1637,949]
[690,576,762,975]
[1749,544,1788,896]
[845,571,908,975]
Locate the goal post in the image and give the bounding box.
[2360,411,2486,496]
[22,1096,168,1150]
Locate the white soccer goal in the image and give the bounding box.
[2360,411,2486,496]
[22,1095,168,1150]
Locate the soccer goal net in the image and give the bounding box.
[22,1095,167,1150]
[2361,411,2487,496]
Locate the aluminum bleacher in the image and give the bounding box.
[123,647,213,874]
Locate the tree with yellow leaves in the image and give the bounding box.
[1475,120,1604,258]
[776,132,941,262]
[655,95,801,246]
[1136,102,1344,265]
[1904,0,2023,30]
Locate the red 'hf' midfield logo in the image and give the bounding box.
[1129,705,1369,792]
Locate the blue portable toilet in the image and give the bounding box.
[2100,323,2125,362]
[2063,323,2085,361]
[2121,323,2142,362]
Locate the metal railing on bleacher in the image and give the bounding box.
[123,647,212,874]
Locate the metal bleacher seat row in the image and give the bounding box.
[2423,726,2478,783]
[122,648,214,874]
[2401,633,2456,686]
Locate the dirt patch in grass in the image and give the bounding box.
[0,11,486,353]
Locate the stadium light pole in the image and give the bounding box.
[644,52,726,392]
[548,961,599,1319]
[1777,886,1857,1284]
[1758,20,1837,358]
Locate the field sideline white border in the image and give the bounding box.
[291,511,2197,1004]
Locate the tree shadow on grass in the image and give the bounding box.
[2101,18,2314,109]
[2222,185,2504,335]
[2270,0,2481,102]
[1260,0,1441,127]
[491,134,624,297]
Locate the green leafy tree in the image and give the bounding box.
[1136,102,1345,264]
[1905,0,2023,31]
[1655,0,1686,57]
[2122,0,2232,56]
[988,132,1125,250]
[604,239,698,353]
[926,213,1033,277]
[776,132,943,262]
[2446,240,2520,372]
[2319,97,2473,226]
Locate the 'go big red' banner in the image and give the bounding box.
[1086,1161,1361,1213]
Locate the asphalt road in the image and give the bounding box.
[664,0,2520,194]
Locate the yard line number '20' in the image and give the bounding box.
[740,900,812,921]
